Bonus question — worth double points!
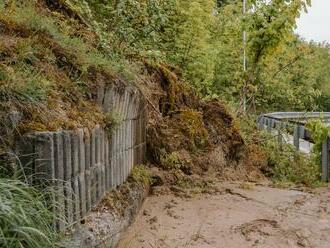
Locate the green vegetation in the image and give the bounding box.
[130,165,152,186]
[0,178,61,248]
[263,135,321,187]
[240,116,321,187]
[0,0,329,245]
[306,118,330,164]
[62,0,330,112]
[160,152,183,170]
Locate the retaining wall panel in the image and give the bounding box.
[17,86,147,231]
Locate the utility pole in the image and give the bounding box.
[243,0,247,114]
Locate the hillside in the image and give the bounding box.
[0,1,329,247]
[0,0,262,179]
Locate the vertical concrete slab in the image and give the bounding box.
[104,135,110,189]
[16,134,36,183]
[91,166,97,206]
[84,128,91,171]
[118,153,123,184]
[84,129,92,213]
[95,126,101,165]
[63,132,72,181]
[78,129,85,173]
[101,163,106,197]
[110,134,116,188]
[103,85,114,112]
[114,154,119,187]
[293,125,300,150]
[130,119,134,171]
[34,133,55,182]
[78,173,86,218]
[53,132,64,180]
[91,128,96,169]
[64,181,74,224]
[85,170,91,212]
[53,132,65,230]
[71,133,79,178]
[72,177,80,221]
[122,121,126,181]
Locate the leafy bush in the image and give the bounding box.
[306,118,330,165]
[263,136,321,187]
[239,115,321,187]
[0,178,60,248]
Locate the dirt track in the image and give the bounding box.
[118,183,330,248]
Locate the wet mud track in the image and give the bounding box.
[118,183,330,248]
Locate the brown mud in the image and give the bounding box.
[118,182,330,248]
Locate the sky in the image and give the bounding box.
[295,0,330,43]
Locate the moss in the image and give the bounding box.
[104,111,122,134]
[176,110,209,150]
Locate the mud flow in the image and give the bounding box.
[118,183,330,248]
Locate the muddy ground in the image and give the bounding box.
[118,182,330,248]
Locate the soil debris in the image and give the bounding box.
[118,183,330,248]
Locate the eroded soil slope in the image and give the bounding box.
[118,183,330,248]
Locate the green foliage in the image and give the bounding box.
[239,115,322,187]
[160,0,217,93]
[262,134,321,187]
[130,165,151,186]
[0,178,60,248]
[160,152,182,170]
[306,118,330,165]
[58,0,330,112]
[104,111,123,133]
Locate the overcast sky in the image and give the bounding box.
[295,0,330,42]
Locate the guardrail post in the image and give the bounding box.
[293,125,300,150]
[257,116,264,130]
[276,122,283,150]
[321,137,330,182]
[267,118,273,132]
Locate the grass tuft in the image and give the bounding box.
[0,178,60,248]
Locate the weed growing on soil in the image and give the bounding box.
[130,165,152,186]
[160,152,182,170]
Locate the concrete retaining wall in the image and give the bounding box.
[17,83,147,230]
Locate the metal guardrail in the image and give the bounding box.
[258,112,330,182]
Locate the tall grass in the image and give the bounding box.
[0,178,60,248]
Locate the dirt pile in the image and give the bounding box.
[0,1,266,184]
[141,62,266,189]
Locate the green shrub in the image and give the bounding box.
[306,118,330,165]
[262,132,321,187]
[0,178,60,248]
[130,165,151,186]
[239,115,322,187]
[160,152,182,170]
